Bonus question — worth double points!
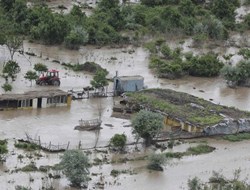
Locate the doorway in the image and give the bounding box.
[37,98,42,108]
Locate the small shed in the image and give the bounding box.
[113,75,144,95]
[0,89,71,111]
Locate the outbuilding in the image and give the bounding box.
[113,75,144,95]
[0,89,71,111]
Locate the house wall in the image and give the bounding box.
[33,98,37,109]
[164,116,203,133]
[114,77,144,94]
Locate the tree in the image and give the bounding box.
[24,71,38,86]
[5,36,23,60]
[110,134,127,151]
[90,70,108,89]
[60,150,90,188]
[1,83,12,93]
[3,60,21,81]
[132,110,164,146]
[34,63,48,74]
[64,26,89,50]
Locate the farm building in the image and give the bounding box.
[0,89,71,111]
[113,75,144,95]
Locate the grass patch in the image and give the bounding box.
[14,142,40,151]
[126,89,250,127]
[186,144,215,155]
[21,162,38,172]
[223,133,250,142]
[0,140,8,154]
[110,169,133,177]
[165,152,185,159]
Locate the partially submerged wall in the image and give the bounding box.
[204,119,250,135]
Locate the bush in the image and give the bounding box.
[0,140,8,154]
[110,134,127,151]
[147,153,167,171]
[188,53,224,77]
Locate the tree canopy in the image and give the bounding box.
[132,110,164,146]
[60,150,90,188]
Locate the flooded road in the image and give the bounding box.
[1,36,250,189]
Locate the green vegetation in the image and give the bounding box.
[132,110,164,146]
[14,142,40,151]
[21,162,38,172]
[110,169,133,177]
[0,0,245,50]
[165,144,215,159]
[109,134,127,151]
[15,185,31,190]
[59,150,90,188]
[2,60,20,81]
[62,61,108,74]
[34,63,48,74]
[24,70,38,86]
[147,153,167,171]
[186,144,215,155]
[0,140,8,154]
[90,69,109,89]
[127,89,250,127]
[223,133,250,142]
[147,41,224,79]
[1,83,12,92]
[221,60,250,87]
[188,170,250,190]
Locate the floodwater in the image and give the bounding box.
[1,11,250,189]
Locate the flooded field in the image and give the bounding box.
[1,24,250,189]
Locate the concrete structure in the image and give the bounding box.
[0,89,71,111]
[113,75,144,95]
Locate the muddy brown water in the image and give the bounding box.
[1,35,250,189]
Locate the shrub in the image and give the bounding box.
[110,134,127,151]
[147,153,167,171]
[188,53,224,77]
[186,144,215,155]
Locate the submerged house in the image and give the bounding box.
[0,89,71,111]
[113,75,144,95]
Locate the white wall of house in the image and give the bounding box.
[32,98,37,109]
[42,98,47,108]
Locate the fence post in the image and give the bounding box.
[67,142,70,150]
[78,141,81,149]
[39,136,41,146]
[49,141,51,151]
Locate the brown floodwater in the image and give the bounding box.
[1,32,250,189]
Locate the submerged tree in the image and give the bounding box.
[34,63,48,74]
[24,71,38,86]
[1,83,12,93]
[4,36,23,60]
[60,150,90,188]
[90,69,108,89]
[2,60,21,81]
[132,110,164,146]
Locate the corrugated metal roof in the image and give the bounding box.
[0,89,68,101]
[116,75,144,81]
